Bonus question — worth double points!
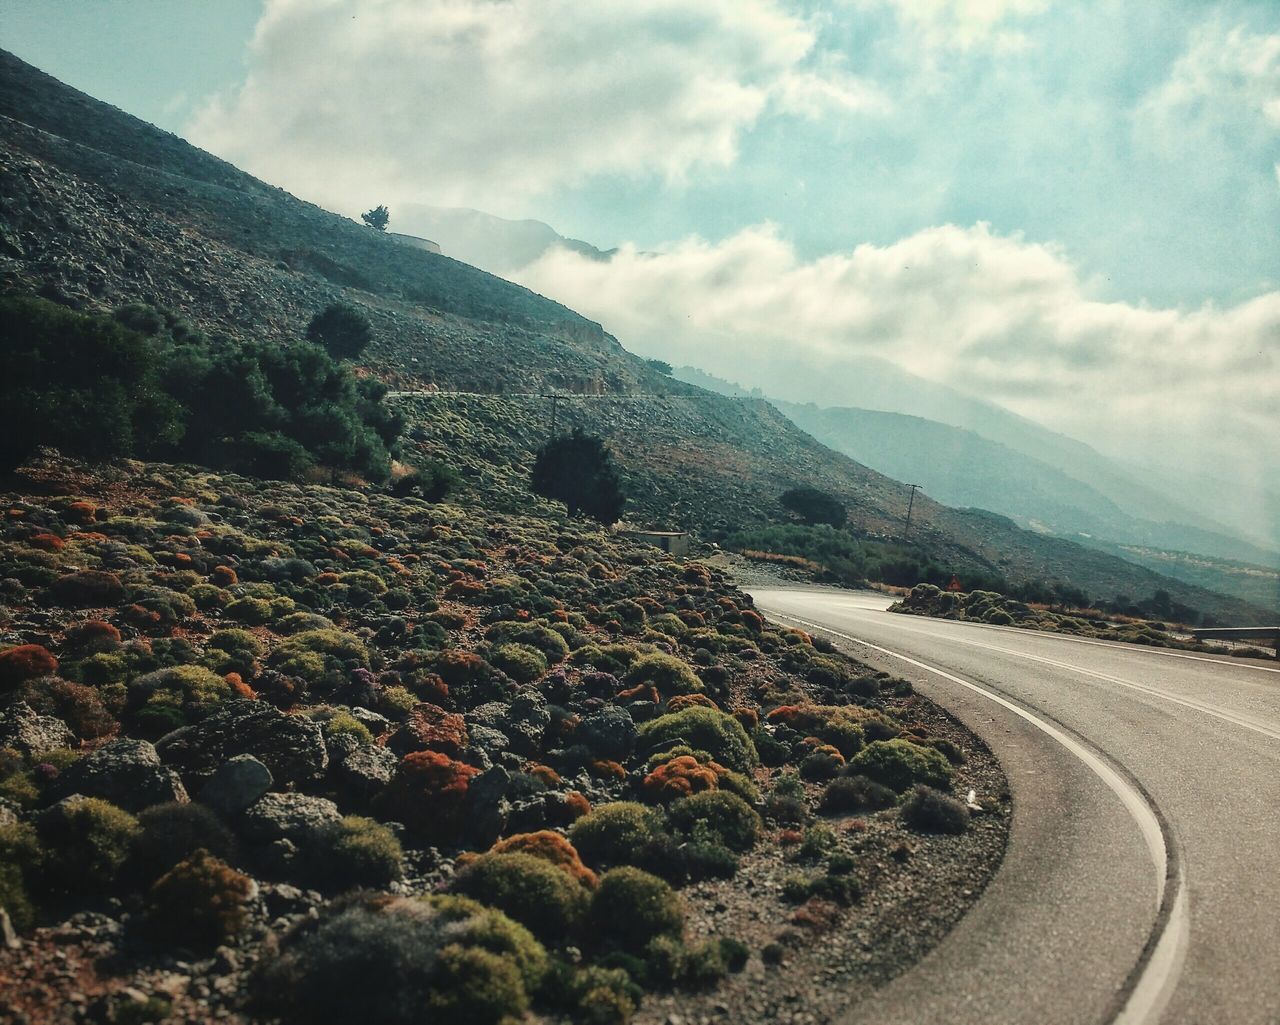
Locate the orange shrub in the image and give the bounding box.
[211,565,238,587]
[28,533,65,552]
[588,760,627,781]
[225,673,257,700]
[64,501,98,525]
[375,750,479,845]
[668,694,717,713]
[491,830,598,888]
[0,645,58,689]
[642,755,724,801]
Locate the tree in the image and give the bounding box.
[361,205,390,231]
[306,303,372,361]
[779,487,847,528]
[531,429,625,523]
[646,358,673,376]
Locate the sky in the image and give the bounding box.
[2,0,1278,487]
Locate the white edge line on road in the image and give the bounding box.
[763,608,1190,1025]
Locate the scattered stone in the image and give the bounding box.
[48,738,187,812]
[198,755,273,817]
[241,793,341,845]
[0,701,74,757]
[156,701,327,787]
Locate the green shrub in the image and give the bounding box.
[132,801,237,883]
[850,739,952,793]
[485,622,570,664]
[453,852,588,942]
[253,896,538,1025]
[819,775,897,814]
[638,707,757,772]
[0,822,41,930]
[490,643,548,684]
[569,802,665,870]
[667,791,761,853]
[424,894,549,994]
[624,653,702,696]
[38,796,140,894]
[313,816,404,889]
[590,867,683,953]
[901,785,970,834]
[145,849,253,949]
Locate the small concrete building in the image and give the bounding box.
[620,529,691,557]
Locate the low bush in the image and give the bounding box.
[145,849,254,949]
[452,851,589,943]
[850,739,953,793]
[623,653,702,696]
[0,822,40,930]
[313,816,404,888]
[132,802,237,883]
[569,802,666,870]
[590,867,684,954]
[38,797,140,894]
[0,645,58,689]
[490,830,597,887]
[818,775,897,814]
[374,751,478,846]
[900,785,969,834]
[490,643,548,684]
[667,791,761,853]
[638,707,758,773]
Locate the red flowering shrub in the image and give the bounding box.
[642,755,723,801]
[550,791,591,824]
[225,673,258,700]
[28,532,65,552]
[741,609,764,632]
[64,501,98,525]
[50,569,124,607]
[62,620,122,655]
[731,706,760,732]
[375,751,479,845]
[432,650,489,688]
[390,702,468,756]
[526,764,562,787]
[211,565,238,587]
[588,760,626,781]
[491,830,598,888]
[145,849,253,949]
[0,645,58,690]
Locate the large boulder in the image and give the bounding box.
[156,701,327,787]
[241,793,341,845]
[198,754,273,817]
[330,742,397,802]
[577,705,637,762]
[0,701,74,757]
[48,738,187,812]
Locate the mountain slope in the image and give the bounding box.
[0,48,1270,624]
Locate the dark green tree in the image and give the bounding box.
[361,205,390,231]
[646,358,673,375]
[531,429,625,523]
[780,487,847,528]
[306,303,373,362]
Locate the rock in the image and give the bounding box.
[0,701,74,757]
[349,707,390,734]
[331,742,396,800]
[198,755,273,817]
[241,793,341,845]
[577,705,637,761]
[156,700,327,787]
[0,907,20,950]
[464,764,510,847]
[626,699,658,723]
[467,724,509,758]
[48,738,187,812]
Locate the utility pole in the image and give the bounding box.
[546,393,561,436]
[904,483,922,538]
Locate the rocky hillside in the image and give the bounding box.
[0,48,1268,624]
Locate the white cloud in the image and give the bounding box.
[1138,22,1280,154]
[872,0,1049,52]
[189,0,880,213]
[513,223,1280,477]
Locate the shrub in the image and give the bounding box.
[624,653,702,696]
[375,751,478,845]
[485,621,570,664]
[850,739,953,793]
[642,755,721,801]
[490,643,548,684]
[531,429,625,524]
[145,849,253,949]
[668,791,761,853]
[452,851,589,942]
[590,867,683,953]
[819,775,897,814]
[253,896,538,1025]
[132,801,237,883]
[0,645,58,689]
[62,620,122,655]
[901,785,969,834]
[21,677,114,739]
[424,894,549,994]
[50,569,124,607]
[38,796,140,894]
[638,707,757,773]
[799,744,845,781]
[569,802,665,870]
[491,830,597,887]
[0,822,40,930]
[312,816,404,888]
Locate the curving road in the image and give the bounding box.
[747,586,1280,1025]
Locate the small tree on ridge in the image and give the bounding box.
[531,429,625,523]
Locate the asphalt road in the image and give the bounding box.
[747,587,1280,1025]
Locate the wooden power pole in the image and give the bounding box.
[904,483,923,538]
